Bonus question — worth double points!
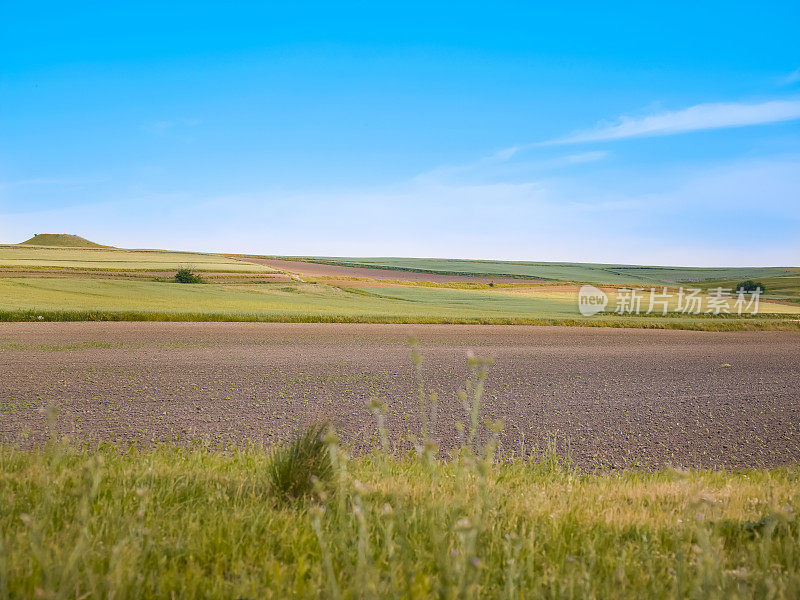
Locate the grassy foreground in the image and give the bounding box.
[1,441,798,599]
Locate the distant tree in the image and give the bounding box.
[735,280,766,294]
[174,268,203,283]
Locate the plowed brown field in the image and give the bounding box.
[2,322,798,469]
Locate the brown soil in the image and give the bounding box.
[240,258,534,284]
[2,322,798,469]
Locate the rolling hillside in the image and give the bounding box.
[0,242,797,329]
[18,233,109,248]
[278,256,799,285]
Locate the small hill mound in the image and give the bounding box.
[18,234,109,248]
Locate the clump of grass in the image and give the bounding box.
[268,422,333,500]
[173,267,203,283]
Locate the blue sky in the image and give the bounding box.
[1,1,799,265]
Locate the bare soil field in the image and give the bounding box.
[241,257,531,283]
[2,322,798,469]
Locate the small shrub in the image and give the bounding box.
[268,423,333,500]
[735,280,766,293]
[174,268,203,284]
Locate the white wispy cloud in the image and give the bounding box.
[783,69,800,85]
[414,149,608,184]
[0,177,107,191]
[140,118,202,135]
[549,99,800,144]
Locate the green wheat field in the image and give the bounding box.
[1,237,799,330]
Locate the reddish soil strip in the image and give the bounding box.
[240,258,533,283]
[1,322,798,469]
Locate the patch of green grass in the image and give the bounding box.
[1,442,798,599]
[357,285,577,314]
[1,277,798,330]
[1,308,798,331]
[696,275,800,303]
[0,277,584,319]
[291,256,799,285]
[0,278,383,316]
[0,245,276,272]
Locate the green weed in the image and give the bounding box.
[268,423,333,501]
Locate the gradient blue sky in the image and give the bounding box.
[1,1,799,265]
